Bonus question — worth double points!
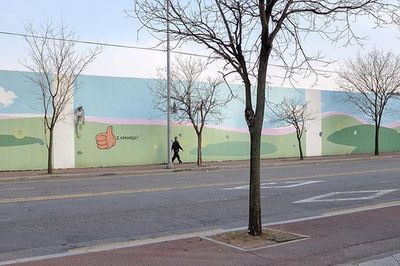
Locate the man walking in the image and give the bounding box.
[171,136,183,164]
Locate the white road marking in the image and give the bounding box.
[197,196,270,204]
[271,181,323,188]
[294,189,399,203]
[0,187,35,192]
[223,180,323,190]
[197,197,230,203]
[0,181,251,204]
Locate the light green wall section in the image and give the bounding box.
[0,118,47,170]
[263,133,306,159]
[75,122,305,167]
[75,123,167,167]
[322,115,359,155]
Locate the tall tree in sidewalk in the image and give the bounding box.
[268,97,314,160]
[152,57,233,166]
[22,21,102,174]
[337,50,400,156]
[132,0,400,236]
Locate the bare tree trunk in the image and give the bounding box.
[374,124,380,156]
[248,128,262,236]
[47,128,54,174]
[297,136,304,160]
[247,44,269,236]
[196,132,202,166]
[247,30,270,235]
[244,75,263,236]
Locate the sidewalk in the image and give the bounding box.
[7,204,400,266]
[1,152,400,182]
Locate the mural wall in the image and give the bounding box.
[0,71,46,171]
[321,91,400,155]
[0,69,399,171]
[73,76,305,167]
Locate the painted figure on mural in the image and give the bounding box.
[171,136,183,164]
[75,106,85,125]
[75,105,85,138]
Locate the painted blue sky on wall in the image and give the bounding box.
[0,70,42,114]
[322,90,400,125]
[75,74,307,130]
[5,69,398,130]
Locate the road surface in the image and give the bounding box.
[0,157,399,262]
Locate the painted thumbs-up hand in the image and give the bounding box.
[96,126,116,149]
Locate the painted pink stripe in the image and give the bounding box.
[262,126,296,135]
[321,112,400,128]
[205,124,296,136]
[206,124,248,134]
[0,114,42,119]
[385,121,400,129]
[86,116,296,135]
[0,116,18,120]
[321,112,368,124]
[86,116,166,126]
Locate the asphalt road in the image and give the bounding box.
[1,157,400,262]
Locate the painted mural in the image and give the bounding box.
[0,70,46,171]
[321,90,400,155]
[1,69,399,171]
[73,75,306,167]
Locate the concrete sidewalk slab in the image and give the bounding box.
[9,205,400,266]
[250,205,400,265]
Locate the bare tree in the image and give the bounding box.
[132,0,400,236]
[153,57,233,166]
[22,21,101,174]
[269,97,314,160]
[337,50,400,156]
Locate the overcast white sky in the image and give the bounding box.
[0,0,399,90]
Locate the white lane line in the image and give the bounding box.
[294,189,399,203]
[0,187,35,192]
[223,180,323,190]
[197,197,231,203]
[0,181,250,204]
[197,196,271,204]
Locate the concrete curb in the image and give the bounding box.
[0,165,220,183]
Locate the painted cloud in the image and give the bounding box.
[0,87,17,107]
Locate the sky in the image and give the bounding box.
[0,0,400,90]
